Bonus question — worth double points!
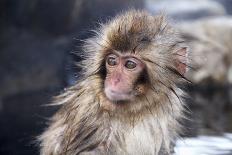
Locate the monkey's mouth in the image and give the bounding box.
[105,89,133,103]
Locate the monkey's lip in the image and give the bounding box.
[105,89,133,102]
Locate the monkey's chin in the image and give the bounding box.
[104,89,133,103]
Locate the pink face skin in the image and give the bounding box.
[104,53,145,102]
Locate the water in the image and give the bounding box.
[175,133,232,155]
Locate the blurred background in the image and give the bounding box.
[0,0,232,154]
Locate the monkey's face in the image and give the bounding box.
[104,51,146,103]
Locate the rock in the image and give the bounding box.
[0,27,70,100]
[0,88,60,155]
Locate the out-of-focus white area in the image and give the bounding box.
[174,133,232,155]
[146,0,225,19]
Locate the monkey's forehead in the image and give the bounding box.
[100,10,174,52]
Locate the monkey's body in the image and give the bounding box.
[39,10,187,155]
[40,80,183,155]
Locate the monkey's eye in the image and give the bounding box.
[125,60,137,69]
[107,55,118,66]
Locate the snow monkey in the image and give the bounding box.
[39,10,189,155]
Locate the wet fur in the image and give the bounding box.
[39,10,188,155]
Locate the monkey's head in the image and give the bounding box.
[104,50,147,102]
[82,10,188,113]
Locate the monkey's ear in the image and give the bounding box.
[175,47,188,75]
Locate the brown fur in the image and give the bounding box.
[39,10,188,155]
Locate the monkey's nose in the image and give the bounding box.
[112,78,120,86]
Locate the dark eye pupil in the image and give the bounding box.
[125,60,136,69]
[107,57,117,66]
